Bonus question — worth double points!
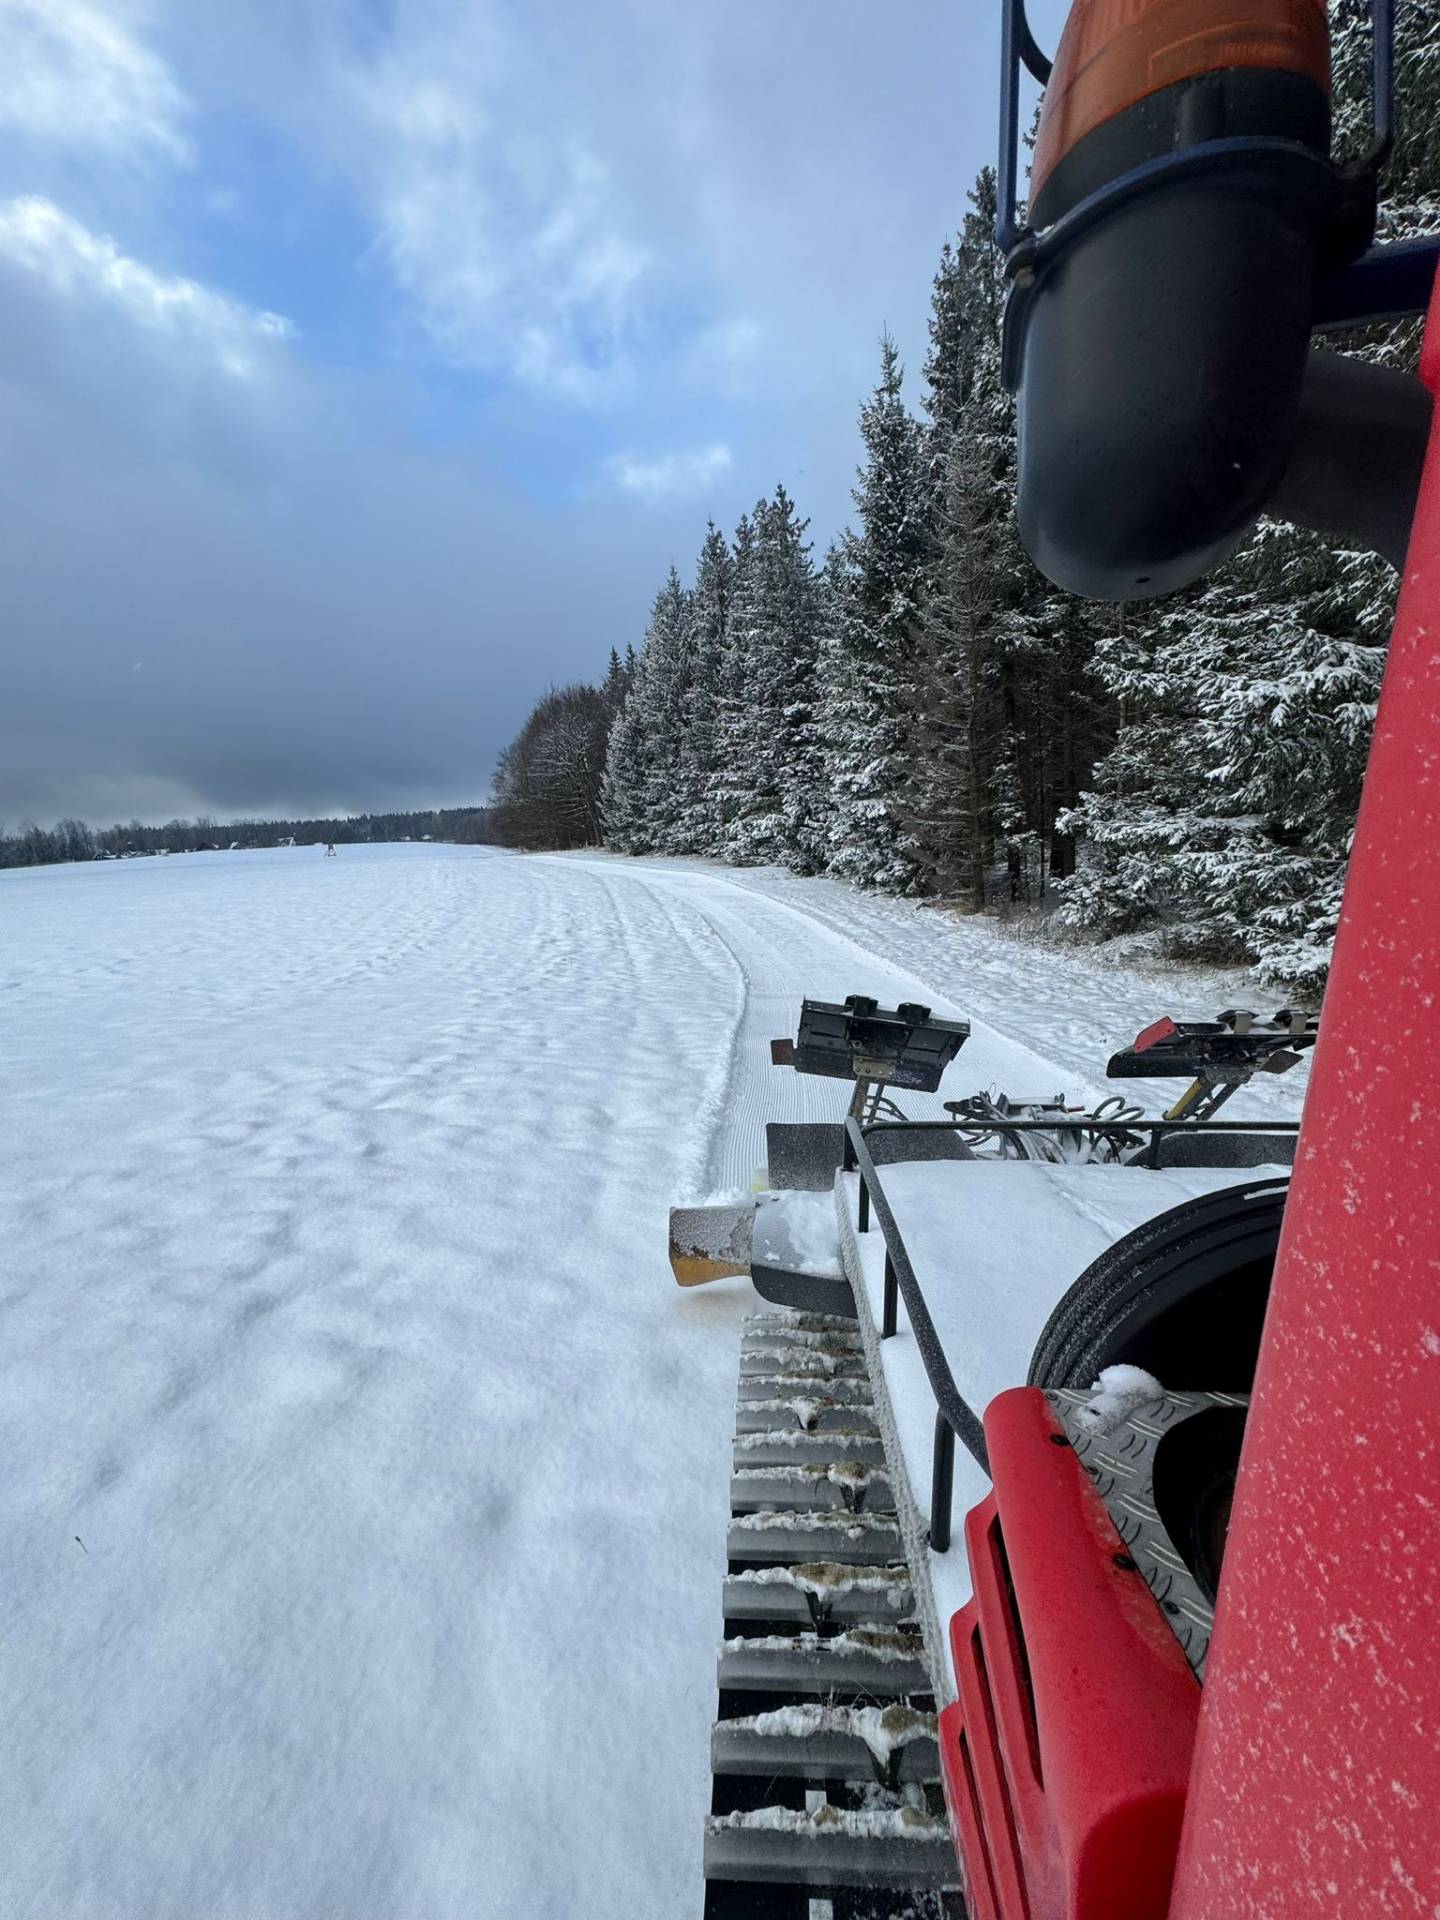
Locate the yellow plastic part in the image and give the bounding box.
[668,1202,756,1288]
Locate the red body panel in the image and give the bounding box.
[1169,285,1440,1913]
[939,1389,1200,1920]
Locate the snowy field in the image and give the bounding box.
[2,844,1306,1919]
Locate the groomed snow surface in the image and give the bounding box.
[3,843,1303,1918]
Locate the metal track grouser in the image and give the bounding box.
[705,1306,961,1918]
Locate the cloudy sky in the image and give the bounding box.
[0,0,1061,826]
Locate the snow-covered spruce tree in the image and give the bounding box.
[899,408,1010,902]
[767,489,830,871]
[807,544,850,860]
[646,570,699,854]
[709,510,757,852]
[599,646,633,728]
[599,674,652,852]
[674,521,733,855]
[900,197,1004,902]
[1053,602,1221,949]
[1060,534,1390,989]
[822,335,928,892]
[598,640,646,850]
[904,168,1108,905]
[600,569,694,853]
[1173,529,1388,990]
[718,488,827,870]
[1059,0,1433,988]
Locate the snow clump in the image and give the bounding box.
[1074,1364,1165,1435]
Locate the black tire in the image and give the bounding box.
[1027,1178,1288,1393]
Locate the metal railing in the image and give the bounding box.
[841,1115,1300,1552]
[842,1117,988,1551]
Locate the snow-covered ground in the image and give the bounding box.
[2,843,1307,1919]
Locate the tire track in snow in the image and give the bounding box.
[644,891,753,1202]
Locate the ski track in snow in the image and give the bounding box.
[1,844,1308,1920]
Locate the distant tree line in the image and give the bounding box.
[0,805,493,871]
[487,664,631,850]
[491,0,1433,993]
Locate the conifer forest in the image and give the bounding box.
[490,2,1436,996]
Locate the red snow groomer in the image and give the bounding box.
[688,3,1439,1915]
[957,1,1437,1915]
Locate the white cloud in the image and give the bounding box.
[0,0,189,162]
[339,9,650,399]
[0,196,293,377]
[607,441,733,504]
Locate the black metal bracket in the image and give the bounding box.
[997,0,1051,254]
[1314,234,1440,330]
[791,995,970,1094]
[999,136,1339,390]
[1107,1013,1317,1084]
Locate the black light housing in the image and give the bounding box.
[792,996,970,1093]
[989,0,1440,601]
[1005,0,1341,600]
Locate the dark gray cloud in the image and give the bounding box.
[0,0,1067,826]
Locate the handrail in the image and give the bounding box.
[841,1114,1299,1550]
[842,1117,989,1549]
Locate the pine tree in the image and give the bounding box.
[599,647,632,726]
[822,336,928,891]
[718,489,826,869]
[899,417,1007,901]
[1055,603,1217,948]
[710,511,758,850]
[675,522,733,854]
[600,569,694,852]
[600,681,652,853]
[903,168,1107,905]
[1060,536,1388,990]
[1172,530,1388,988]
[921,171,1006,456]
